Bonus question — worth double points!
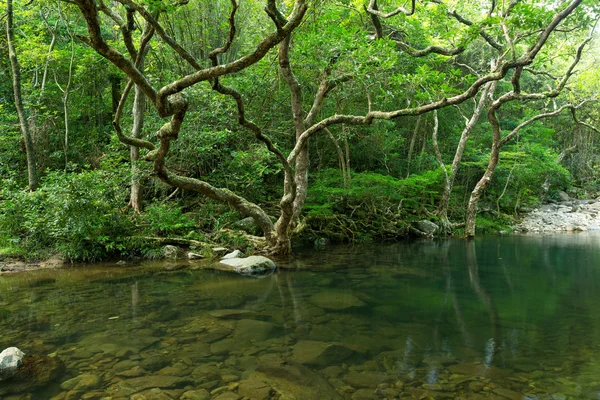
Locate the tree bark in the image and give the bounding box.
[6,0,38,191]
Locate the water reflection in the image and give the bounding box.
[2,234,600,398]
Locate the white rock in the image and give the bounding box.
[219,256,276,275]
[0,347,25,381]
[222,250,244,260]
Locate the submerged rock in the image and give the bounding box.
[233,319,277,342]
[255,355,343,399]
[0,354,66,396]
[60,373,102,391]
[309,290,365,310]
[0,347,25,381]
[292,341,354,367]
[218,256,276,276]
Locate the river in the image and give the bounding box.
[2,233,600,399]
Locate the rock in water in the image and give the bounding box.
[0,347,24,381]
[219,256,276,275]
[414,220,439,235]
[0,354,66,396]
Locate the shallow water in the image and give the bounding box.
[3,233,600,399]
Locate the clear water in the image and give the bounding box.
[3,233,600,399]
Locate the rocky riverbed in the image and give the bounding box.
[515,194,600,233]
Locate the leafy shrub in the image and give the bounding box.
[0,167,132,261]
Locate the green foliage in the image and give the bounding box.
[0,166,132,261]
[143,203,198,237]
[308,168,445,214]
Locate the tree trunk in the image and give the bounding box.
[437,82,495,230]
[464,107,502,238]
[129,83,145,212]
[405,115,421,177]
[6,0,38,191]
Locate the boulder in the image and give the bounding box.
[163,245,183,259]
[0,347,25,381]
[414,220,439,235]
[218,256,276,276]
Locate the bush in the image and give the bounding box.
[0,166,133,261]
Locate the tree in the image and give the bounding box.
[464,19,600,237]
[68,0,589,254]
[6,0,39,191]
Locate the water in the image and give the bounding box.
[3,233,600,399]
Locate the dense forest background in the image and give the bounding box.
[1,0,600,261]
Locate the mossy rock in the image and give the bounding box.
[0,354,66,396]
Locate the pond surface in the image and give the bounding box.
[3,233,600,400]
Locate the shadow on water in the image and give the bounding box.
[3,233,600,398]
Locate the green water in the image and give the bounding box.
[3,234,600,400]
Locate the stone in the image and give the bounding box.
[343,371,391,389]
[208,309,255,319]
[222,250,244,260]
[212,247,230,256]
[468,381,485,392]
[218,256,276,275]
[211,338,243,355]
[140,355,171,372]
[447,363,509,380]
[119,375,192,392]
[493,387,523,400]
[309,291,365,310]
[163,245,183,259]
[234,319,276,342]
[213,392,239,400]
[180,389,210,400]
[558,191,570,202]
[351,388,379,400]
[198,326,233,343]
[237,379,273,400]
[414,220,439,235]
[60,373,102,391]
[191,365,221,382]
[0,354,66,397]
[0,347,25,381]
[188,252,205,260]
[255,356,343,399]
[292,341,354,367]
